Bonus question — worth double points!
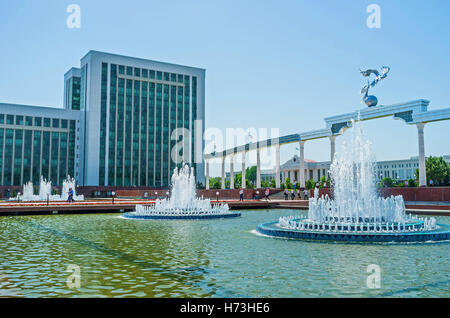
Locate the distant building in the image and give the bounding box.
[278,154,450,183]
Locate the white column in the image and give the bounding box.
[275,144,280,188]
[330,135,336,163]
[417,123,427,187]
[221,156,226,189]
[256,148,261,188]
[241,151,246,189]
[230,154,234,189]
[299,141,305,187]
[205,160,210,190]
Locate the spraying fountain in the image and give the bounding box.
[257,119,450,243]
[123,163,240,220]
[12,176,84,201]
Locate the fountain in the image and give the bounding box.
[12,176,84,201]
[123,163,240,220]
[257,119,450,243]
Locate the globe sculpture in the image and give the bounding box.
[257,119,450,243]
[360,66,390,107]
[123,163,240,220]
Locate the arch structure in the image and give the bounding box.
[204,100,450,189]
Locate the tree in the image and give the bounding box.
[381,177,394,188]
[234,173,242,189]
[246,166,257,184]
[425,156,450,185]
[285,177,292,190]
[270,178,276,188]
[305,179,315,190]
[209,177,222,189]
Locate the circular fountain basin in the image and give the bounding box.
[123,211,241,220]
[257,220,450,243]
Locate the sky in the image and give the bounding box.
[0,0,449,177]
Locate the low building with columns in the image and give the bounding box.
[281,156,330,183]
[278,154,450,183]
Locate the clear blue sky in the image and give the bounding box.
[1,0,449,176]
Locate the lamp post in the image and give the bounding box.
[111,191,116,204]
[216,191,219,202]
[256,190,259,200]
[166,191,169,199]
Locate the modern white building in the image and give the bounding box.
[0,51,206,187]
[279,155,450,183]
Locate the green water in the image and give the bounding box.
[0,209,448,297]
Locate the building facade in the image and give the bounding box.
[0,103,81,186]
[0,51,206,187]
[280,155,450,183]
[76,51,205,187]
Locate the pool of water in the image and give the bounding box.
[0,209,448,297]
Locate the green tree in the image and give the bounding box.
[209,177,222,189]
[270,178,276,188]
[381,177,394,188]
[234,173,242,189]
[285,177,292,190]
[246,166,257,185]
[425,156,450,185]
[305,179,315,190]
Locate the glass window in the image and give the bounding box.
[170,73,176,82]
[15,116,23,125]
[177,74,183,83]
[52,118,60,128]
[61,119,68,129]
[34,117,42,127]
[164,72,169,81]
[157,71,162,80]
[6,115,14,125]
[126,66,133,76]
[142,69,148,78]
[134,68,140,77]
[119,65,125,75]
[0,114,3,124]
[44,118,51,127]
[25,116,33,126]
[150,70,155,79]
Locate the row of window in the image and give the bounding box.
[0,114,72,129]
[0,121,77,186]
[99,62,198,187]
[379,163,419,169]
[117,64,189,84]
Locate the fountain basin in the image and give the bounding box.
[257,220,450,243]
[123,211,241,220]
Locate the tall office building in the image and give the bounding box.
[0,51,206,187]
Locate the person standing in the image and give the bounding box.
[291,189,295,200]
[284,188,288,200]
[430,179,433,187]
[67,188,74,203]
[265,188,271,201]
[239,188,244,201]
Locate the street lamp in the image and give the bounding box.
[111,191,116,204]
[216,191,219,202]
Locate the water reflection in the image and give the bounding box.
[0,211,448,297]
